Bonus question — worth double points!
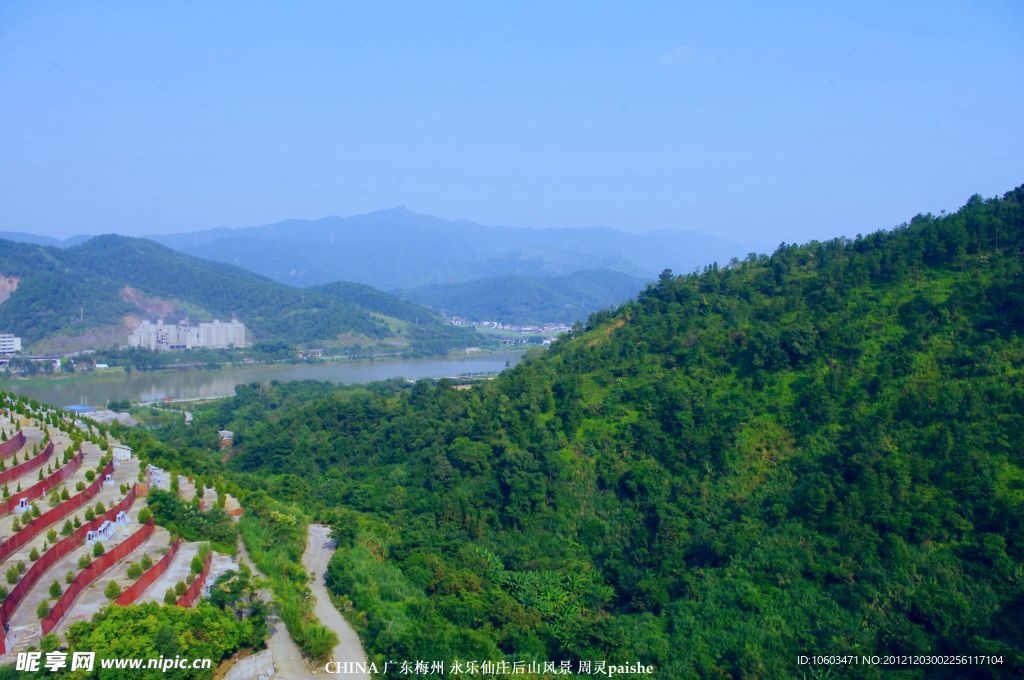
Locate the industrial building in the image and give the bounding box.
[127,317,248,351]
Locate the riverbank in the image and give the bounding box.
[0,350,527,407]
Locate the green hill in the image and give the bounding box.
[397,269,650,324]
[125,188,1024,676]
[0,234,477,355]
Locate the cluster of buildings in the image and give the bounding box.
[128,318,248,351]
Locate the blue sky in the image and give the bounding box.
[1,1,1021,245]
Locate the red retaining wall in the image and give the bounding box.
[41,520,155,635]
[116,538,181,606]
[0,431,26,459]
[0,486,137,651]
[175,552,212,608]
[2,449,83,514]
[0,461,112,564]
[0,441,55,485]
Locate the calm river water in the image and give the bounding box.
[0,351,525,406]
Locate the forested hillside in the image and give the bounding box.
[129,188,1023,677]
[0,235,476,355]
[397,270,649,324]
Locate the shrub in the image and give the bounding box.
[47,528,57,543]
[76,481,86,492]
[5,567,18,585]
[40,633,59,653]
[190,555,204,575]
[141,553,154,570]
[92,542,105,557]
[66,570,75,584]
[78,554,91,569]
[138,507,153,524]
[85,470,95,482]
[127,563,142,579]
[36,601,49,618]
[28,547,39,561]
[104,580,121,600]
[61,520,73,536]
[174,581,187,597]
[84,508,95,521]
[49,580,61,598]
[164,588,176,604]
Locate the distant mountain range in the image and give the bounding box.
[397,269,650,324]
[0,235,476,354]
[138,208,754,290]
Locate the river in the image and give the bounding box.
[0,351,525,406]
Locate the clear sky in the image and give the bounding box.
[1,1,1021,245]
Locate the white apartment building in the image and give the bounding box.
[128,318,248,351]
[0,334,22,355]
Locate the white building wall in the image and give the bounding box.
[129,318,247,350]
[0,334,22,355]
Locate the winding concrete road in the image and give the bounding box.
[236,537,319,680]
[304,524,370,679]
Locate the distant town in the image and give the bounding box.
[0,317,249,374]
[448,317,571,347]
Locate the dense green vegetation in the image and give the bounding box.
[63,601,264,679]
[147,489,237,554]
[121,189,1022,677]
[398,269,649,324]
[237,493,338,661]
[0,234,477,354]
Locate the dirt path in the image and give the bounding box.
[236,537,319,680]
[304,524,370,679]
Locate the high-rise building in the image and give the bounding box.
[128,318,248,350]
[0,334,22,355]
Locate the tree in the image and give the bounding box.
[61,520,73,536]
[163,588,177,605]
[138,506,152,524]
[104,580,121,600]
